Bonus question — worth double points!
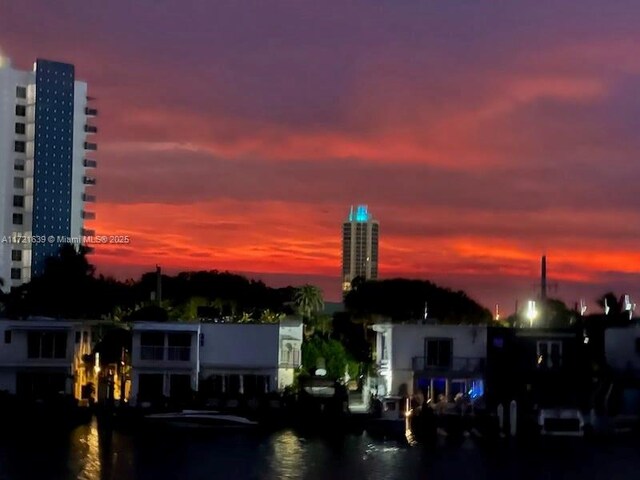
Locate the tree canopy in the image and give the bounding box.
[1,246,298,321]
[344,278,492,324]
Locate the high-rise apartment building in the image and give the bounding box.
[0,56,97,291]
[342,205,379,293]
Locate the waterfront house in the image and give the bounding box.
[485,327,592,416]
[371,322,487,402]
[198,319,303,399]
[0,318,92,400]
[129,322,201,406]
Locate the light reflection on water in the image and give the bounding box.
[75,419,101,480]
[267,430,307,479]
[1,422,639,480]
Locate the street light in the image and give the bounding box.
[526,300,537,328]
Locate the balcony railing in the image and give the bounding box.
[82,193,96,203]
[83,176,97,185]
[140,346,165,361]
[84,125,98,133]
[84,142,97,151]
[412,356,485,373]
[83,159,97,168]
[85,107,98,116]
[167,346,191,361]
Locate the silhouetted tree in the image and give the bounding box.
[294,284,324,336]
[344,278,492,324]
[597,292,622,316]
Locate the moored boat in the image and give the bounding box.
[145,410,258,429]
[366,396,413,442]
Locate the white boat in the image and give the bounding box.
[145,410,258,429]
[367,397,413,441]
[538,408,584,436]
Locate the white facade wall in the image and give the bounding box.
[0,61,34,290]
[0,319,91,396]
[129,322,201,404]
[605,324,640,372]
[71,81,89,240]
[373,323,487,397]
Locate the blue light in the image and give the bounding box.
[468,380,484,400]
[349,204,371,222]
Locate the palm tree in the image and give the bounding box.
[294,285,324,337]
[294,285,324,321]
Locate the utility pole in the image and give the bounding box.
[156,264,162,305]
[541,256,547,302]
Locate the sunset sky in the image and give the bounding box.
[2,1,640,311]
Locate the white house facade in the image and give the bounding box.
[129,320,303,405]
[0,318,92,399]
[198,319,303,397]
[129,322,201,406]
[372,322,487,402]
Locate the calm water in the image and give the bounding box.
[0,420,638,480]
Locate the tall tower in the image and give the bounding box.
[342,205,379,293]
[0,56,97,291]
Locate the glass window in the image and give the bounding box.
[425,339,452,368]
[4,330,11,344]
[12,213,23,225]
[16,86,27,98]
[11,250,22,262]
[13,177,24,189]
[15,123,26,135]
[10,268,21,280]
[13,196,24,208]
[14,141,25,153]
[15,105,26,116]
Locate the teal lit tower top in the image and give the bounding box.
[348,205,371,222]
[342,205,379,293]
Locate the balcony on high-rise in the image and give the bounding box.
[83,158,97,168]
[84,142,97,151]
[84,124,98,133]
[81,193,96,203]
[82,176,96,186]
[81,211,96,220]
[85,107,98,116]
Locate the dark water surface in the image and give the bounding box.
[0,420,638,480]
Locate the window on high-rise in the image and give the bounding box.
[10,268,21,280]
[12,213,23,225]
[11,250,22,262]
[15,105,26,116]
[13,177,24,189]
[15,123,26,135]
[14,141,25,152]
[16,86,27,99]
[13,196,24,208]
[14,159,24,171]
